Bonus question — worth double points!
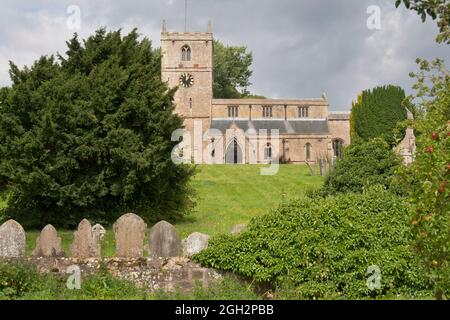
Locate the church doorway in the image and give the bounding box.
[225,139,243,164]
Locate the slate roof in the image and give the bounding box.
[210,119,329,135]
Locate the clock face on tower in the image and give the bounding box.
[179,73,194,88]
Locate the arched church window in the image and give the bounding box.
[181,45,191,61]
[332,139,343,158]
[305,143,312,161]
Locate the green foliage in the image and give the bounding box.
[351,85,408,145]
[0,262,44,299]
[321,138,402,195]
[153,275,261,300]
[0,28,195,228]
[213,40,255,99]
[0,262,149,300]
[395,0,450,44]
[195,187,431,299]
[398,59,449,300]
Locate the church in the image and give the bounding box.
[161,21,350,164]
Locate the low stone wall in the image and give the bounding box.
[7,256,222,293]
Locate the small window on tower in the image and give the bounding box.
[181,45,191,61]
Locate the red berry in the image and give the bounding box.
[426,146,434,154]
[432,132,438,140]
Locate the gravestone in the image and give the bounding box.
[113,213,147,258]
[0,220,26,259]
[230,224,246,235]
[148,221,181,258]
[182,232,210,257]
[32,224,65,257]
[71,219,101,258]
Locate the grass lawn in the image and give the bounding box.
[11,164,323,256]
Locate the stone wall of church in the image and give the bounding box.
[328,115,351,147]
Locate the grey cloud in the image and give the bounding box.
[0,0,448,110]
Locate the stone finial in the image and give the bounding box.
[162,20,167,33]
[113,213,147,258]
[207,20,212,33]
[71,219,102,259]
[322,92,328,101]
[230,224,246,235]
[182,232,210,257]
[0,220,26,259]
[32,224,65,257]
[148,221,181,258]
[92,224,106,241]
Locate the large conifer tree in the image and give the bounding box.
[0,28,195,228]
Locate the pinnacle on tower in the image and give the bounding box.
[162,20,167,33]
[207,20,212,33]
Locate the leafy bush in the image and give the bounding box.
[398,59,450,299]
[350,85,407,145]
[195,187,430,299]
[320,138,402,195]
[0,262,44,299]
[0,28,195,228]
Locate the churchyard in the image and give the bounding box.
[20,165,322,256]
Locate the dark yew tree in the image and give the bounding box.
[350,85,408,146]
[0,28,195,228]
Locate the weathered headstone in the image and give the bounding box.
[148,221,181,258]
[71,219,101,259]
[182,232,210,257]
[32,224,65,257]
[230,224,246,235]
[0,220,26,259]
[113,213,147,258]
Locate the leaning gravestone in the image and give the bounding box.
[71,219,101,259]
[113,213,147,258]
[0,220,26,259]
[148,221,181,258]
[182,232,210,257]
[32,224,65,257]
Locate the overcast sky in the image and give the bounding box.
[0,0,448,110]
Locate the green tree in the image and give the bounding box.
[0,28,195,228]
[213,40,256,99]
[350,85,408,145]
[398,58,449,300]
[395,0,450,44]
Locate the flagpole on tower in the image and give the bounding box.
[184,0,188,32]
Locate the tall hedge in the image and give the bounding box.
[0,28,195,228]
[351,85,408,145]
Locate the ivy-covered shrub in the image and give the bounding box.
[195,187,430,299]
[320,138,402,195]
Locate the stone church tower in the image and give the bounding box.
[161,20,351,165]
[161,21,213,161]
